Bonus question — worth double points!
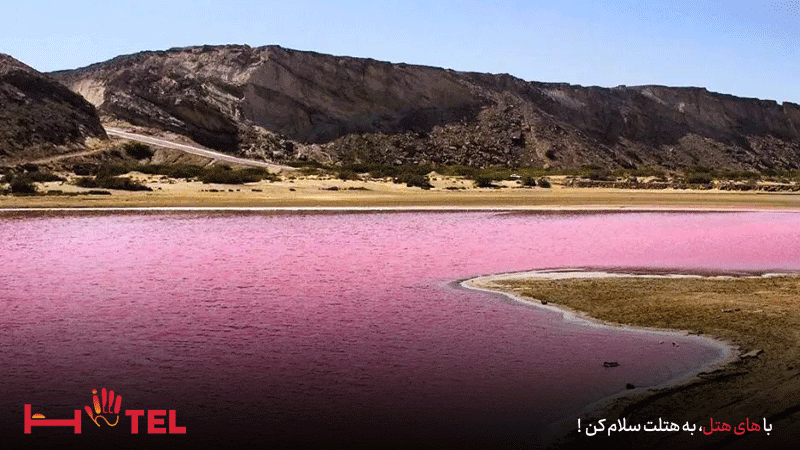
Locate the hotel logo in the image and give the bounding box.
[25,388,186,435]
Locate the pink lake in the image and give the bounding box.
[2,210,799,448]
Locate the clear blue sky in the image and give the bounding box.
[1,1,798,103]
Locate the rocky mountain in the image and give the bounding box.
[0,54,106,162]
[53,45,800,171]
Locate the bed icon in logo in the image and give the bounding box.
[24,404,82,434]
[84,388,122,427]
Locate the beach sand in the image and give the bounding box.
[2,174,800,209]
[472,271,800,449]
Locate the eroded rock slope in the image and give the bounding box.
[54,45,800,170]
[1,54,106,161]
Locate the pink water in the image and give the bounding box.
[2,210,799,448]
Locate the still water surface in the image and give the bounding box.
[2,210,799,447]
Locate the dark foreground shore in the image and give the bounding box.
[477,272,800,449]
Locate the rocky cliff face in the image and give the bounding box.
[54,45,800,171]
[0,54,106,161]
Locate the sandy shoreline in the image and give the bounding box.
[471,270,800,449]
[462,271,741,445]
[2,173,800,209]
[2,205,800,213]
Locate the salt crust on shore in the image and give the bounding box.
[461,269,754,439]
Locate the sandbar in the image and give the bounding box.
[469,270,800,449]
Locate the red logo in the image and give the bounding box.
[85,388,121,427]
[24,404,81,434]
[25,388,186,435]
